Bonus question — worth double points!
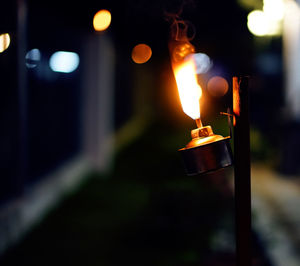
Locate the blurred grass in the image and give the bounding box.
[1,119,259,266]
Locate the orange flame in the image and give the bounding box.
[173,56,202,120]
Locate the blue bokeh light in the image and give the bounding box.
[25,48,41,68]
[49,51,80,73]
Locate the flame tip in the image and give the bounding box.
[173,55,202,119]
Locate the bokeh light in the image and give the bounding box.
[185,53,212,74]
[264,0,284,21]
[247,0,284,37]
[131,44,152,64]
[247,10,270,36]
[25,48,41,68]
[207,76,229,97]
[49,51,80,73]
[93,9,111,31]
[0,33,10,53]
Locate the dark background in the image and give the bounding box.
[0,0,286,265]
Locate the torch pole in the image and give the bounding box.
[233,76,252,266]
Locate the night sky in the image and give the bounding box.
[25,0,253,73]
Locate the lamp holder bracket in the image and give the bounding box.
[220,107,234,138]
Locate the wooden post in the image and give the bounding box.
[233,76,252,266]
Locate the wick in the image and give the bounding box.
[195,118,203,128]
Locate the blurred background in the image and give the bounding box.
[1,0,300,265]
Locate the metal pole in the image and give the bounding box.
[233,76,252,266]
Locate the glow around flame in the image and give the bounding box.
[174,57,202,120]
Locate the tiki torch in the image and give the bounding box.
[172,56,252,265]
[171,46,233,176]
[169,22,252,263]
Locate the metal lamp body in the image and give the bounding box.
[179,126,233,176]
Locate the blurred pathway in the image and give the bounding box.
[252,164,300,266]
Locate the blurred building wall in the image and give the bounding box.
[279,0,300,174]
[0,1,116,255]
[82,35,115,172]
[283,0,300,120]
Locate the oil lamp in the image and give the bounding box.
[168,19,251,266]
[172,47,233,176]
